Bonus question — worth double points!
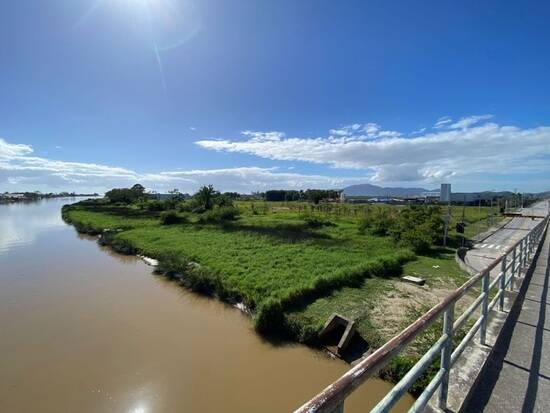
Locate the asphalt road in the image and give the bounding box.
[464,201,549,274]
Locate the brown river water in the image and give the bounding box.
[0,199,413,413]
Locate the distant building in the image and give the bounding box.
[450,192,493,204]
[440,183,451,203]
[421,191,440,202]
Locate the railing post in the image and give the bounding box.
[523,237,529,268]
[438,303,455,410]
[499,254,506,311]
[519,239,524,274]
[511,245,517,290]
[480,272,489,345]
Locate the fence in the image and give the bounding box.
[295,214,549,413]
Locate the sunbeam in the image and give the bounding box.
[74,0,201,91]
[152,40,167,93]
[73,0,106,29]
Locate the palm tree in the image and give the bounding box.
[195,185,217,210]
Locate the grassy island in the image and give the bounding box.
[62,185,487,394]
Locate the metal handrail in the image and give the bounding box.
[295,213,549,413]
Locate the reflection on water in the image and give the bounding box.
[0,198,93,253]
[0,199,413,413]
[0,199,72,252]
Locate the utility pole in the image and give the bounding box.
[520,193,524,209]
[461,196,466,248]
[443,203,451,247]
[489,197,493,226]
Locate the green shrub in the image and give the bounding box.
[156,251,188,274]
[198,206,240,223]
[302,215,335,228]
[146,200,168,212]
[160,210,186,225]
[215,193,234,208]
[109,237,137,255]
[357,216,371,234]
[358,208,394,235]
[397,224,433,253]
[389,205,443,253]
[98,230,136,254]
[255,298,286,334]
[178,199,199,213]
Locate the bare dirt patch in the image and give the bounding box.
[369,279,476,354]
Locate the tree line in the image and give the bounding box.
[104,185,342,205]
[264,189,341,203]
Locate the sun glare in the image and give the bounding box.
[127,0,152,5]
[123,0,154,10]
[77,0,201,90]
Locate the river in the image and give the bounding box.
[0,198,413,412]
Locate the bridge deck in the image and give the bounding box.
[465,225,550,412]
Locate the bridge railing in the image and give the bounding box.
[295,214,549,413]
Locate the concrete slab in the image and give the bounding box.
[401,275,425,285]
[318,313,356,356]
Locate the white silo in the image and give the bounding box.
[440,183,451,203]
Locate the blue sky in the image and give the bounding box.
[1,0,549,194]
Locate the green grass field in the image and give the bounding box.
[63,202,415,331]
[63,198,482,393]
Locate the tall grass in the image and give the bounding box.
[63,202,414,337]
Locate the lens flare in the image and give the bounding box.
[122,0,202,51]
[77,0,201,90]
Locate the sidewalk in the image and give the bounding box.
[464,226,550,412]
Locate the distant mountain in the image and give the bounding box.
[342,183,434,197]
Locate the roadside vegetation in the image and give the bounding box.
[63,184,494,394]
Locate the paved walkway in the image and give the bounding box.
[465,224,550,412]
[464,203,547,274]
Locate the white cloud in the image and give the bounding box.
[0,137,365,193]
[411,127,426,135]
[328,123,400,140]
[0,139,33,158]
[1,137,141,192]
[449,115,493,129]
[146,167,364,192]
[2,114,549,194]
[433,117,452,129]
[241,130,286,141]
[196,118,550,185]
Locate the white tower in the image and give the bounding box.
[440,183,451,203]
